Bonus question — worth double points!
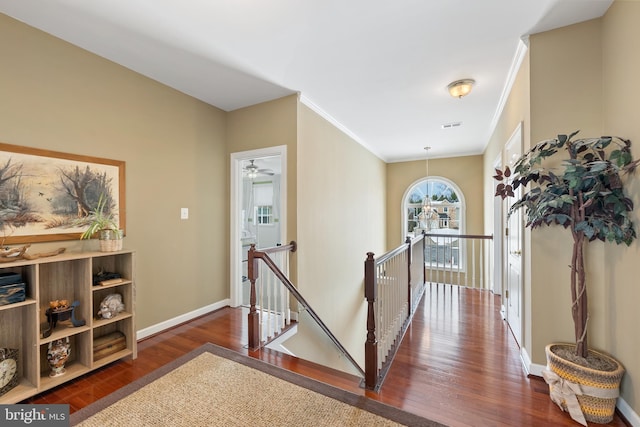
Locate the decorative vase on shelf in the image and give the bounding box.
[47,337,70,377]
[99,229,123,252]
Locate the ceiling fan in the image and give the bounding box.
[243,159,274,177]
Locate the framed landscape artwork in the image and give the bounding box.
[0,142,125,244]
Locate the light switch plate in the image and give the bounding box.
[180,207,189,219]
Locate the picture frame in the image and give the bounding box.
[0,142,125,244]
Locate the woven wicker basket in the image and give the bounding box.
[99,238,122,252]
[545,343,624,424]
[99,229,123,252]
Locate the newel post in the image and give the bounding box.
[364,252,377,389]
[248,244,260,350]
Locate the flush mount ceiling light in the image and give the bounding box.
[447,79,475,98]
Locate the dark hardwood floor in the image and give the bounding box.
[27,283,628,426]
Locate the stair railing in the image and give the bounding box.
[364,232,493,390]
[424,233,493,289]
[248,241,366,378]
[364,233,427,390]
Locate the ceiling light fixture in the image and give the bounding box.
[447,79,475,98]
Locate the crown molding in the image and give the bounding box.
[297,93,387,162]
[486,36,529,148]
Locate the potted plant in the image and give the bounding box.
[494,131,638,425]
[78,194,123,252]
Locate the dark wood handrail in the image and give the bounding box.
[248,241,296,348]
[248,242,365,378]
[366,232,493,390]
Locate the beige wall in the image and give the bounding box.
[528,18,607,363]
[386,155,484,249]
[482,51,532,351]
[602,0,640,411]
[0,11,385,373]
[0,14,228,330]
[296,103,386,367]
[226,95,298,282]
[486,18,608,365]
[484,1,640,413]
[9,2,639,413]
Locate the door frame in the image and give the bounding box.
[492,153,503,298]
[230,145,287,308]
[502,123,524,345]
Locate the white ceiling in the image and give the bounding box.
[0,0,613,162]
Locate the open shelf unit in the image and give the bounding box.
[0,250,136,404]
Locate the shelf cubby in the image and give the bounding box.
[0,250,135,403]
[0,305,38,404]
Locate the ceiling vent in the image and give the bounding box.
[441,122,462,130]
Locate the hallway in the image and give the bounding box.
[28,283,627,426]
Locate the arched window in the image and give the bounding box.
[403,177,465,238]
[403,177,466,270]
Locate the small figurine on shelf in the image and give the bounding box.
[47,337,70,377]
[42,300,86,338]
[50,299,69,310]
[97,294,125,319]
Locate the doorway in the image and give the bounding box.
[492,154,503,297]
[230,146,287,308]
[502,124,523,346]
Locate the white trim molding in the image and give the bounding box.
[136,299,229,341]
[298,93,386,161]
[230,145,287,308]
[486,37,529,150]
[521,347,539,376]
[617,396,640,426]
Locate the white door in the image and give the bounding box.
[492,155,503,296]
[503,124,523,345]
[230,146,287,308]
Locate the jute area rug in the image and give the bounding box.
[71,343,443,427]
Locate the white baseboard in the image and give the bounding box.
[521,347,543,377]
[523,347,639,426]
[136,299,230,341]
[617,395,640,426]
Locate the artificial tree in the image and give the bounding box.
[494,131,638,359]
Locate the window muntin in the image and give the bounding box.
[405,179,462,236]
[256,205,273,224]
[403,177,466,270]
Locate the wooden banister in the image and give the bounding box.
[249,241,365,379]
[364,234,427,390]
[248,242,295,350]
[364,252,377,389]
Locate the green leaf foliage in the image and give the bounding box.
[494,132,638,245]
[77,193,118,240]
[493,131,638,357]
